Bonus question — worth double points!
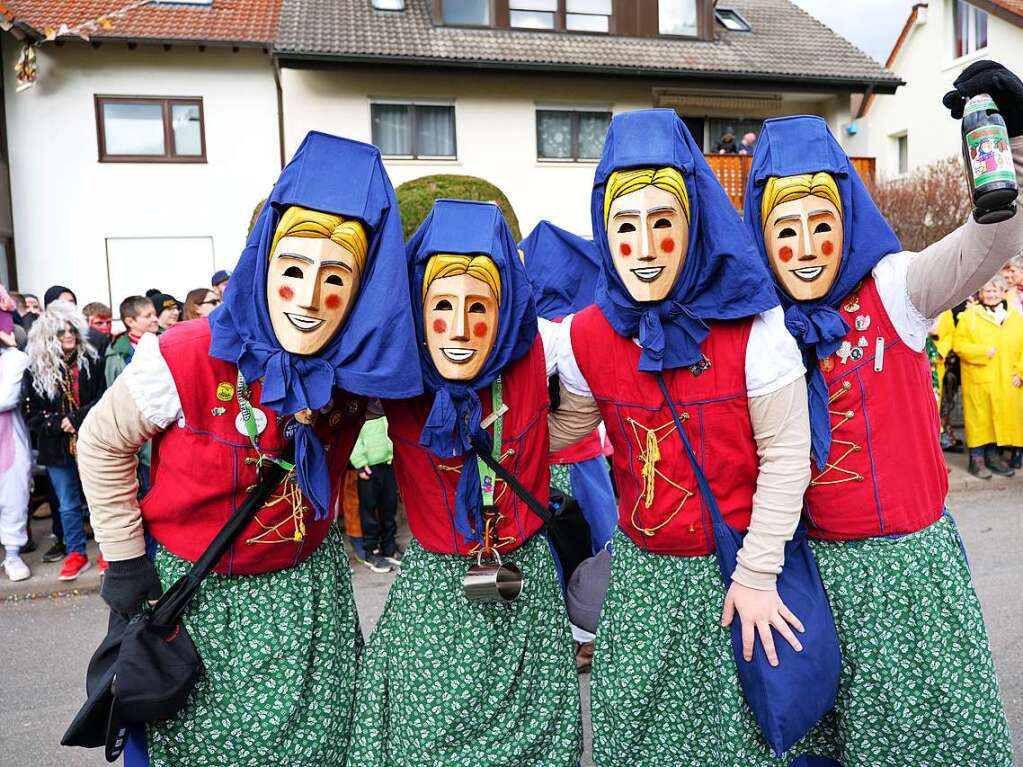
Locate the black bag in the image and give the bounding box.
[62,445,293,762]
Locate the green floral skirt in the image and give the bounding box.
[804,515,1013,767]
[591,530,824,766]
[146,527,362,767]
[348,533,582,767]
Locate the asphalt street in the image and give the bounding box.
[1,482,1019,766]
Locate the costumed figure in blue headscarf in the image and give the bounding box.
[538,108,820,765]
[347,200,582,766]
[742,63,1021,767]
[519,220,618,671]
[75,132,421,767]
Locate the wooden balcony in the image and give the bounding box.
[705,154,877,210]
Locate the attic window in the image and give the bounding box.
[371,0,406,8]
[715,8,751,31]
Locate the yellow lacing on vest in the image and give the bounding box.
[626,416,695,536]
[244,467,308,545]
[809,381,864,486]
[438,449,518,551]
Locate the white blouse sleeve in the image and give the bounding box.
[555,314,592,398]
[873,252,931,353]
[122,332,183,428]
[745,307,806,398]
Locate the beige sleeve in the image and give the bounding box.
[77,375,164,561]
[906,135,1023,319]
[548,383,602,453]
[732,377,811,591]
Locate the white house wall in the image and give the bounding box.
[2,42,280,304]
[280,66,848,238]
[862,1,1023,178]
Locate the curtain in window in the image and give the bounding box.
[659,0,698,36]
[577,112,611,159]
[171,104,202,156]
[103,102,165,155]
[372,104,411,156]
[415,106,455,157]
[538,111,573,159]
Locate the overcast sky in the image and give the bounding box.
[790,0,920,63]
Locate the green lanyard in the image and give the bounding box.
[476,377,504,506]
[236,371,295,472]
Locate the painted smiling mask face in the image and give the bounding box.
[266,206,366,355]
[604,167,691,303]
[761,172,844,302]
[422,254,500,381]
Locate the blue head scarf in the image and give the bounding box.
[210,131,422,517]
[742,116,901,470]
[592,109,778,372]
[519,220,601,320]
[408,200,537,546]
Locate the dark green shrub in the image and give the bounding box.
[395,175,521,240]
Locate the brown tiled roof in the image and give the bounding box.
[2,0,280,44]
[276,0,901,92]
[986,0,1023,18]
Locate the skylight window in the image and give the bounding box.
[372,0,406,9]
[715,8,751,32]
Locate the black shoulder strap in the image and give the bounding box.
[151,440,295,629]
[471,439,552,526]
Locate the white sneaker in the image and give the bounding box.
[2,555,31,582]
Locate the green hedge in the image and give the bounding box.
[395,174,521,241]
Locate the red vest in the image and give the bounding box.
[804,277,947,539]
[571,305,758,557]
[386,337,550,557]
[141,320,365,575]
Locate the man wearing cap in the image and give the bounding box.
[151,294,180,333]
[211,269,231,300]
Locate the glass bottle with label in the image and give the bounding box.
[961,93,1018,223]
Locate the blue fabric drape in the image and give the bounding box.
[209,131,422,517]
[518,220,601,319]
[742,116,901,469]
[407,200,537,546]
[591,109,778,372]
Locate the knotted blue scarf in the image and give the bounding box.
[743,116,902,469]
[408,200,537,546]
[591,109,778,371]
[210,132,422,517]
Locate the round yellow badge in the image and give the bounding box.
[216,382,235,402]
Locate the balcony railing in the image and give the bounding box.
[705,154,877,210]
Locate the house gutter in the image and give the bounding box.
[272,53,286,170]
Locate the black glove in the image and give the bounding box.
[100,554,163,616]
[943,60,1023,137]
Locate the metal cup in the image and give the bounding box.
[463,550,524,603]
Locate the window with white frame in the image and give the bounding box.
[895,133,909,175]
[536,109,611,160]
[442,0,490,26]
[659,0,698,36]
[952,0,987,58]
[371,102,456,159]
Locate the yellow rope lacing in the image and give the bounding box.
[245,466,308,545]
[626,416,695,536]
[810,381,865,487]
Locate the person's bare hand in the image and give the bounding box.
[60,417,76,434]
[988,347,997,359]
[1013,373,1022,388]
[358,466,372,480]
[721,582,804,667]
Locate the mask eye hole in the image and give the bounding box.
[468,302,487,314]
[434,299,453,311]
[652,217,672,229]
[325,275,343,287]
[617,222,636,234]
[813,222,832,234]
[283,265,304,279]
[778,227,797,239]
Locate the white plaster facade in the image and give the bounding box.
[858,1,1023,179]
[1,41,280,306]
[280,65,852,237]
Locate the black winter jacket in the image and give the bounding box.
[22,353,106,466]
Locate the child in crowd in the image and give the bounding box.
[0,291,31,581]
[348,408,400,573]
[954,275,1023,477]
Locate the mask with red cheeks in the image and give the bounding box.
[423,271,499,382]
[763,194,844,302]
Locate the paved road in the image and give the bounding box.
[1,483,1019,766]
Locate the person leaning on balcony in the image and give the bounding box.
[740,59,1021,767]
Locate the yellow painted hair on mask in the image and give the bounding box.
[760,173,842,230]
[603,167,690,225]
[270,205,369,273]
[422,254,502,305]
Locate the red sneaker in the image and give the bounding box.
[97,555,108,575]
[58,552,92,581]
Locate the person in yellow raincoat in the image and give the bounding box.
[953,275,1023,478]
